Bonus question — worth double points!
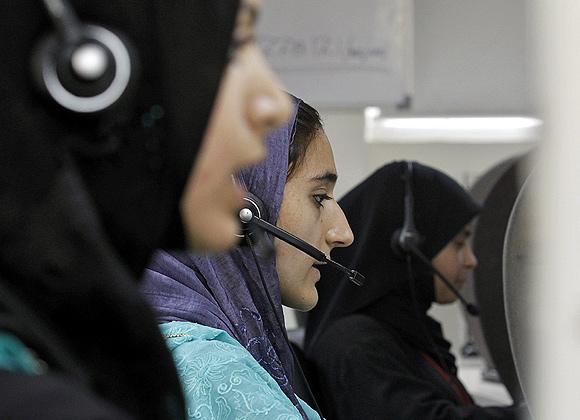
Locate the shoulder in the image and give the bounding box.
[312,314,411,367]
[160,322,308,420]
[160,321,240,351]
[0,331,45,374]
[161,321,269,382]
[321,314,402,348]
[0,332,132,419]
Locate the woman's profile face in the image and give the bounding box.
[276,130,354,311]
[432,226,478,304]
[180,0,292,251]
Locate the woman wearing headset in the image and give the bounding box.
[141,96,354,419]
[0,0,289,418]
[304,162,524,420]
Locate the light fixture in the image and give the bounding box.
[365,108,542,144]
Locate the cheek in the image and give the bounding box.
[180,149,242,251]
[275,240,310,277]
[206,99,243,163]
[279,201,322,246]
[433,251,457,280]
[180,181,238,251]
[447,253,464,280]
[184,142,231,208]
[276,241,319,310]
[278,193,305,235]
[208,65,254,152]
[275,187,323,275]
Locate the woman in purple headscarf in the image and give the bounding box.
[141,96,354,419]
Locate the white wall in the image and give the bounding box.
[412,0,529,114]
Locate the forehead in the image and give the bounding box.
[291,130,336,179]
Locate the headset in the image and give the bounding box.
[238,191,363,419]
[390,161,480,316]
[32,0,133,113]
[238,192,365,287]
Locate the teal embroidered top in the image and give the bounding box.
[161,321,320,420]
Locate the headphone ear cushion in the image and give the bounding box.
[31,25,133,114]
[390,228,404,259]
[237,192,268,245]
[243,192,267,220]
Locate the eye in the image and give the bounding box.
[313,194,332,207]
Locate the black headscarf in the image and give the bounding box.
[304,161,481,373]
[0,1,238,419]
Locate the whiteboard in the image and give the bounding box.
[257,0,413,108]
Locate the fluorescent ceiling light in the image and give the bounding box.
[365,109,542,144]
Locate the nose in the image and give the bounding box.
[247,51,292,132]
[326,203,355,250]
[464,244,478,269]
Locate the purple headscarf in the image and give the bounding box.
[140,97,306,416]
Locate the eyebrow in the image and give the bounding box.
[309,171,338,185]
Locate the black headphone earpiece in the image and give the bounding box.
[32,0,134,114]
[391,161,423,258]
[390,228,405,259]
[236,191,325,418]
[236,190,365,286]
[237,192,268,245]
[392,161,480,316]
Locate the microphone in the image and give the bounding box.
[406,244,480,316]
[391,162,423,258]
[391,161,479,317]
[239,208,365,287]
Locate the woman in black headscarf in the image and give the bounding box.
[0,0,290,419]
[304,161,523,420]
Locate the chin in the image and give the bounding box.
[294,303,316,312]
[297,290,319,312]
[283,288,319,312]
[438,296,458,305]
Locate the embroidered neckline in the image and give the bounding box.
[164,333,193,339]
